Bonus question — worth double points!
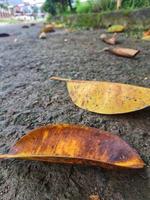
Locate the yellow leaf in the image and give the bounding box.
[52,22,65,29]
[107,25,125,33]
[51,77,150,114]
[142,35,150,41]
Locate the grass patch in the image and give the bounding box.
[0,18,20,24]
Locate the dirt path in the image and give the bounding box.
[0,24,149,200]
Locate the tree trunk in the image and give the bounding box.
[68,0,73,11]
[116,0,122,10]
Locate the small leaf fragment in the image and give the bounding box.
[100,33,118,45]
[22,25,29,29]
[50,77,150,114]
[89,195,101,200]
[142,29,150,41]
[143,29,150,37]
[52,22,65,29]
[30,23,36,26]
[39,32,47,39]
[142,35,150,41]
[0,124,145,169]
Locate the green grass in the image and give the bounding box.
[0,18,20,24]
[75,0,150,14]
[76,1,92,13]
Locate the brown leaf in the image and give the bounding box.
[143,29,150,37]
[30,23,36,26]
[89,195,101,200]
[22,25,29,29]
[41,24,55,33]
[105,47,140,58]
[0,124,144,169]
[50,77,150,114]
[0,33,10,37]
[100,33,118,45]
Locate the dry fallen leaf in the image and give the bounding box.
[52,22,65,29]
[89,195,101,200]
[105,47,140,58]
[100,33,118,45]
[107,25,125,33]
[142,35,150,41]
[50,77,150,114]
[39,32,47,39]
[143,29,150,37]
[22,25,29,29]
[30,23,36,26]
[65,28,76,33]
[0,124,144,169]
[142,29,150,41]
[0,33,10,37]
[41,24,55,33]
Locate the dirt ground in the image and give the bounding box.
[0,23,149,200]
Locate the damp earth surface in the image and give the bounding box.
[0,24,150,200]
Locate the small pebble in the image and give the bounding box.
[14,38,18,43]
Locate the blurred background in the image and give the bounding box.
[0,0,150,24]
[0,0,45,22]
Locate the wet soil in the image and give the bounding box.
[0,24,150,200]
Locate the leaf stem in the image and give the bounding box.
[50,76,70,82]
[99,47,109,53]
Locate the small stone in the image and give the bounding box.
[14,38,18,43]
[39,32,47,39]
